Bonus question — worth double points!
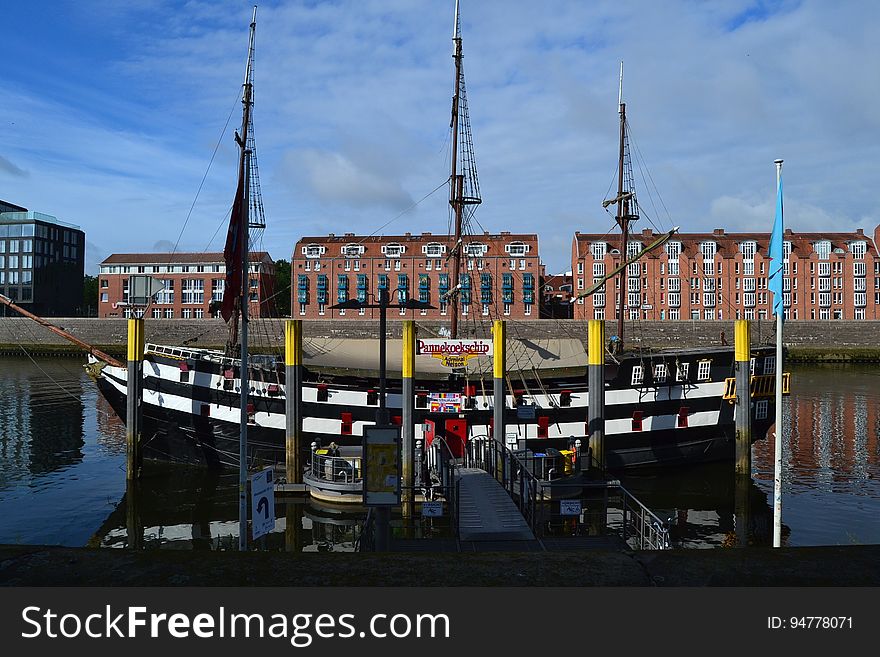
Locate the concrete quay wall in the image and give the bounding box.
[1,317,879,361]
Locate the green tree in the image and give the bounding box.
[273,258,291,317]
[82,275,99,317]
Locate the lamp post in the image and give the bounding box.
[331,291,434,422]
[330,292,434,551]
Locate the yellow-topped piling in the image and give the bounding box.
[735,319,752,476]
[285,320,303,485]
[402,321,416,520]
[588,319,604,366]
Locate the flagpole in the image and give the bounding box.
[773,158,784,548]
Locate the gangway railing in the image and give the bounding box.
[460,437,670,550]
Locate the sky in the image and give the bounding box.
[1,0,878,275]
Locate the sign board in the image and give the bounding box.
[250,467,276,540]
[363,425,401,506]
[560,499,582,517]
[128,275,166,307]
[517,403,537,420]
[422,501,443,517]
[429,392,462,413]
[417,339,491,369]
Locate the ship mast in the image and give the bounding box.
[236,6,257,553]
[448,0,481,339]
[613,62,638,349]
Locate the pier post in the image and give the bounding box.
[401,320,415,522]
[587,319,605,472]
[493,320,507,483]
[126,317,144,481]
[285,320,304,485]
[735,319,752,476]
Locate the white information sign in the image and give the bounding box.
[250,467,276,540]
[559,499,582,517]
[422,501,443,517]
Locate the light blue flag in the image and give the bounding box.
[768,171,784,317]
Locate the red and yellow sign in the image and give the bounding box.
[416,339,491,369]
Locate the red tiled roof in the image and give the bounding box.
[101,252,272,265]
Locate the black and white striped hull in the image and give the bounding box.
[92,344,775,471]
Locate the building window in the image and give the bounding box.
[591,242,607,259]
[506,241,528,256]
[756,400,769,420]
[164,309,174,318]
[814,240,831,260]
[101,292,108,302]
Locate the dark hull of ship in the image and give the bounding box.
[94,343,777,471]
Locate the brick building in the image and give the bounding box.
[0,202,85,317]
[572,225,880,321]
[292,232,540,321]
[98,252,276,319]
[540,271,573,318]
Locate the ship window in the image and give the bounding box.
[653,363,668,383]
[763,355,776,375]
[756,399,769,420]
[676,362,689,382]
[697,360,712,382]
[631,365,644,386]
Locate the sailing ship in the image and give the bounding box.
[3,2,787,474]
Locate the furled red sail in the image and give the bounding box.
[220,172,246,322]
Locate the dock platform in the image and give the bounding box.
[456,468,536,542]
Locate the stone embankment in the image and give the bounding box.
[1,317,879,361]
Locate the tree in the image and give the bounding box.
[82,275,99,317]
[273,258,291,317]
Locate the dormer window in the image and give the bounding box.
[590,242,607,259]
[422,242,446,257]
[739,241,756,260]
[302,244,325,258]
[505,241,529,256]
[382,243,405,258]
[341,243,364,258]
[464,242,487,257]
[814,240,831,260]
[700,241,717,260]
[849,241,867,259]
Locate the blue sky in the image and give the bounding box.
[2,0,878,274]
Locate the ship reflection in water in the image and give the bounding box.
[1,358,879,549]
[90,466,371,552]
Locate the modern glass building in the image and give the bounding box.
[0,202,85,317]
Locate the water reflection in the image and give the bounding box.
[0,357,85,484]
[2,358,879,548]
[91,465,370,552]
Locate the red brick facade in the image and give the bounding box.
[98,252,276,319]
[292,232,540,321]
[572,226,880,321]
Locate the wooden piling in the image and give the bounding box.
[735,319,752,476]
[401,320,415,521]
[587,319,605,472]
[285,320,303,485]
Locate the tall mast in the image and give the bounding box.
[613,62,637,348]
[616,80,627,345]
[237,5,257,553]
[447,0,481,339]
[449,0,463,339]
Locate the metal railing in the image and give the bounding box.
[307,452,363,484]
[462,437,545,537]
[611,485,671,550]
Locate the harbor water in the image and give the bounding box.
[0,356,878,550]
